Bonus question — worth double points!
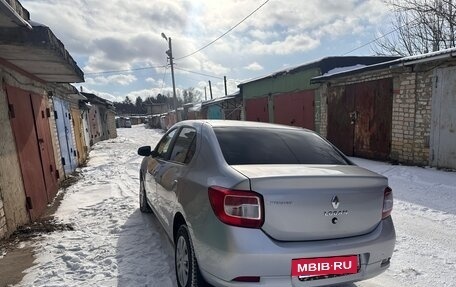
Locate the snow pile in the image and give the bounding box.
[321,64,367,77]
[16,125,456,287]
[19,126,175,287]
[351,158,456,287]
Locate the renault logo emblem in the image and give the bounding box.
[331,196,340,209]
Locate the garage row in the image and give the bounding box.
[170,51,456,171]
[0,3,116,239]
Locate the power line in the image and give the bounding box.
[159,65,169,95]
[175,71,208,83]
[342,17,421,56]
[174,66,224,79]
[175,0,270,60]
[81,1,271,77]
[84,64,167,76]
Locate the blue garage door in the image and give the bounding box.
[54,98,77,175]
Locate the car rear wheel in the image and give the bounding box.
[175,225,207,287]
[139,174,152,213]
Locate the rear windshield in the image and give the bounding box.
[214,127,349,165]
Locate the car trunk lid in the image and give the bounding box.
[231,164,387,241]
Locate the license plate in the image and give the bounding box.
[291,255,358,277]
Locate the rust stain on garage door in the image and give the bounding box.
[327,79,393,160]
[354,79,393,160]
[327,85,355,156]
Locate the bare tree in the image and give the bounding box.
[181,88,202,104]
[373,0,456,56]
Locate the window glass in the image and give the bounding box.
[184,137,196,164]
[156,129,178,159]
[214,127,348,165]
[169,127,197,164]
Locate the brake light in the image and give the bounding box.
[382,187,393,219]
[208,186,264,228]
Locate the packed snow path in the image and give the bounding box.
[17,125,456,287]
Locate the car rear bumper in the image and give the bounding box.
[195,217,395,287]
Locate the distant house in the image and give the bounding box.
[145,102,168,115]
[238,56,399,131]
[0,0,84,238]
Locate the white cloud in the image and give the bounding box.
[85,74,137,86]
[145,77,156,83]
[23,0,391,98]
[244,62,264,71]
[145,77,167,87]
[249,34,321,55]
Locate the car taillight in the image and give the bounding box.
[382,187,393,219]
[208,186,264,228]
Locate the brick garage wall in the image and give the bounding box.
[106,111,117,139]
[316,84,328,137]
[390,70,433,165]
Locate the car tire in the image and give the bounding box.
[139,174,152,213]
[175,225,207,287]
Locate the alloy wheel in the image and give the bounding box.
[176,236,189,286]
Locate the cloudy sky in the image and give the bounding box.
[22,0,392,102]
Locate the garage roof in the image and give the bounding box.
[311,47,456,83]
[0,0,83,83]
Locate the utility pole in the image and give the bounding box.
[204,86,207,101]
[161,33,177,122]
[224,76,227,96]
[208,80,213,100]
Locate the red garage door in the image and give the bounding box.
[327,86,355,156]
[327,79,393,160]
[273,90,315,130]
[245,97,269,123]
[31,94,59,198]
[6,85,58,219]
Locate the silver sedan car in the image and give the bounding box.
[137,120,395,287]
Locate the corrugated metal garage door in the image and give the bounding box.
[5,85,56,219]
[327,79,393,160]
[273,90,315,129]
[245,97,269,122]
[431,67,456,169]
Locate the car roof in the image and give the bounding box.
[177,120,311,131]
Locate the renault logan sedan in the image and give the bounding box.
[137,120,395,287]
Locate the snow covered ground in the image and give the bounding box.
[16,125,456,287]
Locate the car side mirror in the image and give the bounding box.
[138,146,159,157]
[138,146,151,156]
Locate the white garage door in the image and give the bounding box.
[431,66,456,169]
